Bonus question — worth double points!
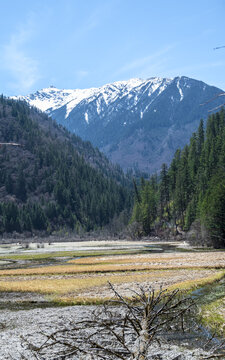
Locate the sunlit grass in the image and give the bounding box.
[55,271,225,305]
[0,270,176,295]
[69,252,225,265]
[200,297,225,336]
[0,249,224,306]
[0,269,223,302]
[167,270,225,292]
[68,255,185,265]
[0,262,223,277]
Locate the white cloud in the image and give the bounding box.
[71,2,112,43]
[2,18,40,94]
[115,45,175,78]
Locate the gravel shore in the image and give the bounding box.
[0,305,216,360]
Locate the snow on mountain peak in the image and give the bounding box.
[11,76,225,173]
[15,76,175,120]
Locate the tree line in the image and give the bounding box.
[132,109,225,247]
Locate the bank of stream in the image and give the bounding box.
[193,277,225,341]
[0,276,224,359]
[167,277,225,352]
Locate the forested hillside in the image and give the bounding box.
[0,97,132,235]
[132,109,225,247]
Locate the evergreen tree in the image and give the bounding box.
[200,174,225,247]
[0,96,132,234]
[131,108,225,246]
[159,163,170,222]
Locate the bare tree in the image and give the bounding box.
[19,283,212,360]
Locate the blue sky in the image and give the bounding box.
[0,0,225,96]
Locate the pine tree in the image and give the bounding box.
[16,169,27,202]
[159,163,170,222]
[200,174,225,247]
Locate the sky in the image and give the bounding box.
[0,0,225,96]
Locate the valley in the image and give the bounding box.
[0,239,224,359]
[1,1,225,359]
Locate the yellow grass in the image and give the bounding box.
[0,251,224,305]
[0,270,224,300]
[167,270,225,292]
[1,252,224,277]
[0,270,176,295]
[68,252,225,270]
[0,262,224,277]
[56,271,225,305]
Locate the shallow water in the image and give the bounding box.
[0,240,189,257]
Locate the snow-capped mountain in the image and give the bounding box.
[17,76,224,173]
[19,77,172,119]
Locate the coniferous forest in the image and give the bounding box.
[131,109,225,248]
[0,95,224,248]
[0,96,132,234]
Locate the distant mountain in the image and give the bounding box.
[0,97,131,234]
[17,76,225,173]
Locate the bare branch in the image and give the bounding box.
[20,283,225,360]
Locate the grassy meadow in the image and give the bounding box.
[0,245,224,335]
[0,248,224,300]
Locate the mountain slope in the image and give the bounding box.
[0,97,131,234]
[18,76,225,173]
[131,109,225,247]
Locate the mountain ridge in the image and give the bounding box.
[15,76,225,173]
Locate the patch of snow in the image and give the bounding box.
[85,112,89,124]
[177,79,184,101]
[13,77,174,121]
[134,95,138,105]
[96,99,101,115]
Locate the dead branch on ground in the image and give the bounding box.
[20,283,224,359]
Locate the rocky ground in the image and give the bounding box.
[0,241,224,359]
[0,305,220,360]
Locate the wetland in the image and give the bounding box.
[0,239,224,359]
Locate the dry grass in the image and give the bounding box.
[0,264,203,277]
[0,263,223,277]
[0,251,224,277]
[0,250,224,304]
[0,270,179,295]
[69,251,225,268]
[0,270,223,299]
[167,270,225,292]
